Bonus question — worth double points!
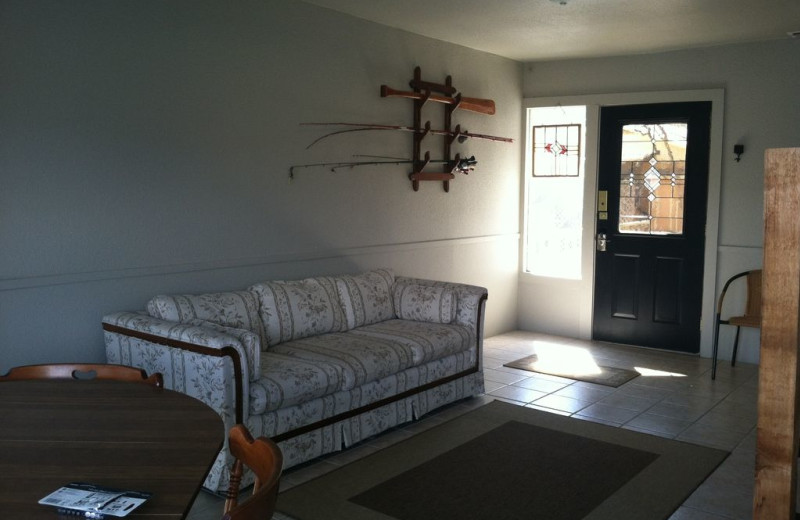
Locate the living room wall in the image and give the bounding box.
[521,39,800,363]
[0,0,523,372]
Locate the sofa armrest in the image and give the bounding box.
[102,311,252,425]
[394,276,488,334]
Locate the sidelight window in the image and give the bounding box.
[525,106,587,279]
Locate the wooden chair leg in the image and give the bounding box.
[731,326,741,367]
[224,459,244,513]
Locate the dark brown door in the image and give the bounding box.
[592,102,711,353]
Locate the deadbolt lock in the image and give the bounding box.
[597,233,609,252]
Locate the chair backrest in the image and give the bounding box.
[744,269,763,319]
[0,363,163,387]
[223,424,283,520]
[717,269,762,322]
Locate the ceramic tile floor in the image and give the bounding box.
[187,330,768,520]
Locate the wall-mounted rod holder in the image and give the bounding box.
[382,66,495,192]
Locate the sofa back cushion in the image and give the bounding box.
[249,276,345,347]
[146,291,267,344]
[393,282,457,324]
[335,268,395,330]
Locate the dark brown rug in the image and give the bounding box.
[504,354,640,387]
[276,400,728,520]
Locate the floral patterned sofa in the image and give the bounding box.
[102,269,487,493]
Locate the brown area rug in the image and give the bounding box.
[504,354,640,387]
[276,400,728,520]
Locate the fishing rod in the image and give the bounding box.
[289,155,477,180]
[301,121,512,149]
[380,85,495,115]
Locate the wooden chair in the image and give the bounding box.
[711,269,762,380]
[0,363,163,387]
[223,424,283,520]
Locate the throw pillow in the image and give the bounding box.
[394,283,457,324]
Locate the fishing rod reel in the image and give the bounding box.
[452,155,477,174]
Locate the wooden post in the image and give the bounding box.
[755,148,800,519]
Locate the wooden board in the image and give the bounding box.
[755,147,800,519]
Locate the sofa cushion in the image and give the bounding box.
[335,269,395,330]
[347,319,475,366]
[393,283,457,324]
[268,331,416,391]
[249,352,343,415]
[146,291,267,345]
[249,348,481,442]
[249,277,345,347]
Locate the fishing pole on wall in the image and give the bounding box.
[300,122,512,149]
[289,154,477,181]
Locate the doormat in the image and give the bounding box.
[276,400,728,520]
[504,354,640,387]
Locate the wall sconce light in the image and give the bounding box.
[734,144,744,162]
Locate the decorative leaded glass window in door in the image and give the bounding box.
[619,123,687,235]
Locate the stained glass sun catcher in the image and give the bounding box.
[532,124,581,177]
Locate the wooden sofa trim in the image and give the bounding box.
[102,292,487,445]
[272,363,479,443]
[102,322,246,424]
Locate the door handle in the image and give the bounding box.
[597,233,609,252]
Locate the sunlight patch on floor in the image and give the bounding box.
[531,341,602,376]
[528,340,689,378]
[634,366,687,377]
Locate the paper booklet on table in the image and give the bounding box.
[39,482,151,518]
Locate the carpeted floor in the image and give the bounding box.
[276,400,728,520]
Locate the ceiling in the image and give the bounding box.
[301,0,800,61]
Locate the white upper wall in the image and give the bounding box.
[523,39,800,249]
[0,0,523,371]
[522,39,800,364]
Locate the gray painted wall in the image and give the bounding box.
[522,39,800,364]
[1,0,523,373]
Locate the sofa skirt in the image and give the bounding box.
[206,369,484,493]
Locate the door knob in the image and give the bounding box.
[597,233,609,252]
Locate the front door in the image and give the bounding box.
[592,102,711,353]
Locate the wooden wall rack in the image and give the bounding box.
[381,67,495,192]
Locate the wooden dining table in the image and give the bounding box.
[0,379,224,519]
